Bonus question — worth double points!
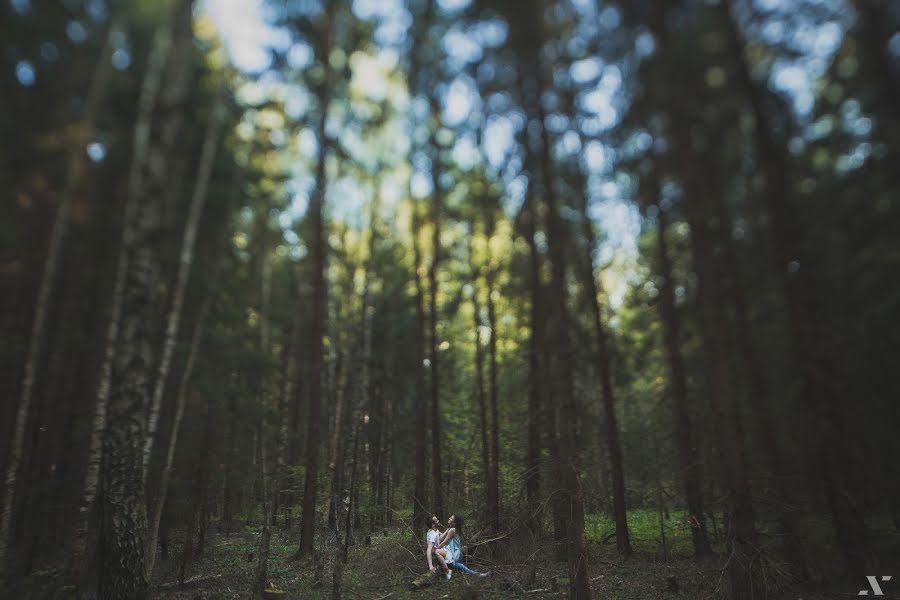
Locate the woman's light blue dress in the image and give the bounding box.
[445,533,462,564]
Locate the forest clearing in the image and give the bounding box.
[2,0,899,599]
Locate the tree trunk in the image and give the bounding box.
[327,349,348,532]
[342,414,361,564]
[144,267,216,577]
[253,252,275,599]
[142,95,226,483]
[521,185,545,540]
[485,261,502,534]
[469,248,493,523]
[651,197,712,556]
[427,129,445,520]
[710,174,812,577]
[2,18,118,585]
[360,197,380,530]
[524,33,592,597]
[681,154,760,600]
[718,0,870,577]
[411,202,429,530]
[69,26,172,581]
[573,173,631,556]
[298,97,331,559]
[98,2,194,596]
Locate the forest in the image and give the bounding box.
[1,0,899,598]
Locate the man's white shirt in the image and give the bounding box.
[427,529,440,547]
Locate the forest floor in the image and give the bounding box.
[147,511,890,600]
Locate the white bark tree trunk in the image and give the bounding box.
[98,2,194,596]
[68,28,173,582]
[142,95,227,484]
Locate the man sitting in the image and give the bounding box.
[425,515,450,575]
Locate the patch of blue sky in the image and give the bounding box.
[202,0,289,73]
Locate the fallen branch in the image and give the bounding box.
[156,573,222,589]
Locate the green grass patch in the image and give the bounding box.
[585,510,698,555]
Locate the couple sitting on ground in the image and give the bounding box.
[425,514,490,580]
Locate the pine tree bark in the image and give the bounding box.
[427,124,445,519]
[405,0,433,533]
[411,205,428,529]
[298,94,332,558]
[651,198,712,556]
[573,174,631,556]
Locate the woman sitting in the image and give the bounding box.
[435,514,490,580]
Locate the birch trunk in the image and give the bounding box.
[1,19,119,584]
[98,2,194,597]
[143,96,227,483]
[69,28,172,580]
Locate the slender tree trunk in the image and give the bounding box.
[98,2,194,596]
[573,176,631,556]
[327,350,347,531]
[1,19,118,584]
[144,267,216,577]
[485,263,502,534]
[359,197,380,530]
[179,393,211,588]
[427,128,445,519]
[521,186,545,539]
[469,250,493,522]
[405,0,433,533]
[298,97,331,559]
[342,414,361,564]
[411,205,429,529]
[143,95,227,483]
[652,199,712,556]
[253,252,275,599]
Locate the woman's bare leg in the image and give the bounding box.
[434,548,450,573]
